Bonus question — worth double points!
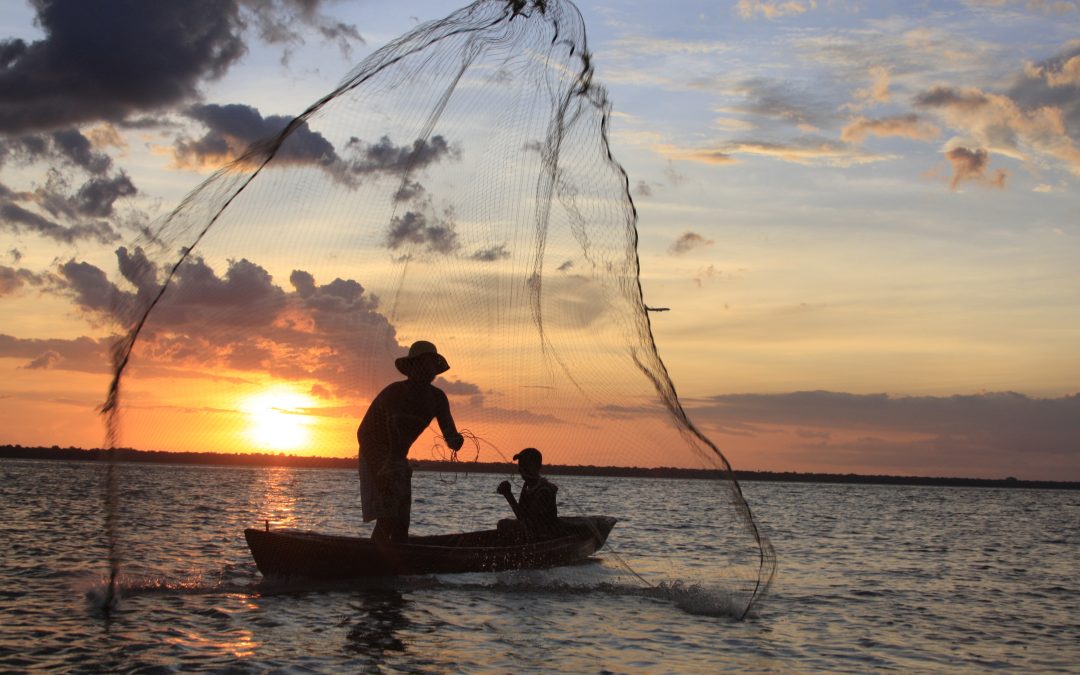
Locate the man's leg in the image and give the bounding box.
[372,518,392,542]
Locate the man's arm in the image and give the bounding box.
[432,387,464,450]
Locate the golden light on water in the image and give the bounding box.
[240,387,317,452]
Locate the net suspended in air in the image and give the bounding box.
[102,0,775,617]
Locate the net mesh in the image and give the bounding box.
[102,0,774,618]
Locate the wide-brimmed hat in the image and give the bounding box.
[395,340,450,376]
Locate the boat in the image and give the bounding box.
[244,515,617,579]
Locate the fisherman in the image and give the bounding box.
[496,447,561,538]
[358,340,464,542]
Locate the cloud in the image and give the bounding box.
[735,0,817,20]
[726,77,836,131]
[48,250,405,399]
[346,135,459,176]
[386,210,459,254]
[175,103,339,171]
[669,232,714,256]
[944,147,1008,190]
[841,114,940,144]
[173,104,460,186]
[654,144,737,165]
[686,390,1080,478]
[470,243,511,262]
[0,265,46,296]
[662,138,892,167]
[24,350,62,370]
[0,334,111,373]
[849,65,892,109]
[0,1,246,133]
[914,42,1080,177]
[0,1,363,134]
[0,201,119,245]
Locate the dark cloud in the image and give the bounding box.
[74,173,137,217]
[470,243,510,262]
[0,333,111,373]
[346,135,459,175]
[0,1,363,134]
[945,147,1007,190]
[240,0,363,61]
[0,265,45,296]
[175,106,459,185]
[435,378,483,396]
[686,390,1080,478]
[633,180,653,197]
[0,0,246,133]
[669,231,713,255]
[386,210,459,254]
[914,86,990,112]
[51,128,112,174]
[0,201,118,245]
[49,250,403,398]
[177,103,339,170]
[1010,43,1080,140]
[557,260,574,272]
[393,180,426,203]
[59,259,126,315]
[730,77,837,130]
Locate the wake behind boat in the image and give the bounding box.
[244,515,617,579]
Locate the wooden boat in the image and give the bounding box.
[244,515,617,579]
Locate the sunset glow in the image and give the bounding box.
[240,388,317,453]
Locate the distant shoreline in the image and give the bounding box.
[2,444,1076,490]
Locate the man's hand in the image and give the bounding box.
[496,480,512,496]
[447,432,465,451]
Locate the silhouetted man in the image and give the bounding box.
[358,341,464,542]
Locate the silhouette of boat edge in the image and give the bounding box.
[244,516,617,579]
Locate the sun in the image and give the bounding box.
[240,387,317,452]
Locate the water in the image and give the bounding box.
[1,459,1077,672]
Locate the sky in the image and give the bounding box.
[1,0,1078,480]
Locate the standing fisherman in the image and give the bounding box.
[358,341,464,542]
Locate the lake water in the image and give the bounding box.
[1,458,1077,672]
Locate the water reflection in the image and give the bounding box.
[260,467,298,529]
[344,590,410,661]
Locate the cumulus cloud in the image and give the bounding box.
[669,231,714,256]
[944,147,1008,190]
[175,103,339,171]
[0,0,362,134]
[48,249,405,398]
[915,46,1080,177]
[841,114,940,144]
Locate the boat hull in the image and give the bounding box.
[244,515,616,579]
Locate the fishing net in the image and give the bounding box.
[102,0,774,618]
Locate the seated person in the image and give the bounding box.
[496,447,561,538]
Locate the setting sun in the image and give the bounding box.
[240,388,317,452]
